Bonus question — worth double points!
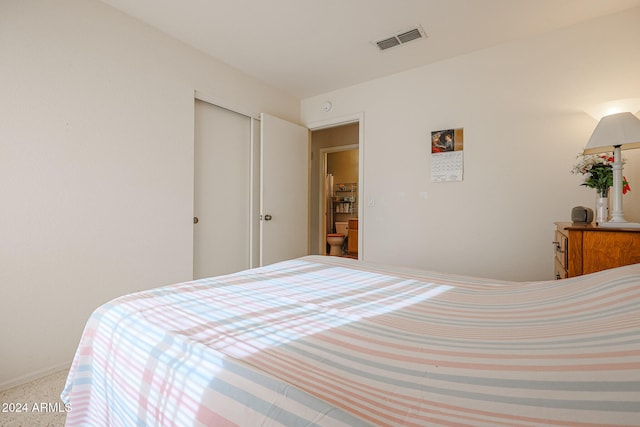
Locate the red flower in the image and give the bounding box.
[623,176,631,195]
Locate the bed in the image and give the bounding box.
[61,255,640,426]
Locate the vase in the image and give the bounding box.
[595,188,609,224]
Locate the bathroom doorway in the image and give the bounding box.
[310,122,360,257]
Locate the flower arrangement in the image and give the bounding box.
[571,153,631,197]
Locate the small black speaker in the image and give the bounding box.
[571,206,594,224]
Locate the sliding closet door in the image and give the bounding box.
[194,100,251,279]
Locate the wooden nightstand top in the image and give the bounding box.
[555,221,640,233]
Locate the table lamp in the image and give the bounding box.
[583,112,640,227]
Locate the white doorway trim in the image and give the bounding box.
[307,113,364,259]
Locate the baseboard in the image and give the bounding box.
[0,361,71,392]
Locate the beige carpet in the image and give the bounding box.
[0,370,68,427]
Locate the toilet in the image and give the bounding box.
[327,222,348,256]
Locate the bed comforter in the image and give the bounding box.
[61,255,640,426]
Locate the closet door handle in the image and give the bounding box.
[264,214,273,221]
[193,217,199,224]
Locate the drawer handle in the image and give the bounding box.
[552,241,565,253]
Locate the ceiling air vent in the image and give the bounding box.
[376,37,400,51]
[374,25,426,51]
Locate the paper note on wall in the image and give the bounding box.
[430,128,463,182]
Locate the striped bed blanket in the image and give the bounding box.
[61,256,640,426]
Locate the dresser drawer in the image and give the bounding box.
[554,258,568,280]
[554,229,568,270]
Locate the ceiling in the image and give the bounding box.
[100,0,640,99]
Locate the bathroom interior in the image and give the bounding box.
[310,123,359,258]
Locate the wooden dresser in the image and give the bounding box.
[554,221,640,279]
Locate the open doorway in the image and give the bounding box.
[310,122,360,257]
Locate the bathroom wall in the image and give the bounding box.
[327,150,359,185]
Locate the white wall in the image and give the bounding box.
[302,7,640,281]
[0,0,299,388]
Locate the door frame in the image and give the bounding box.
[319,144,359,254]
[307,113,364,259]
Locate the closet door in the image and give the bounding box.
[260,113,309,266]
[194,100,251,279]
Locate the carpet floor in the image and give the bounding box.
[0,370,68,427]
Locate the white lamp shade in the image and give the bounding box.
[584,112,640,154]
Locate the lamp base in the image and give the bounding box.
[598,220,640,229]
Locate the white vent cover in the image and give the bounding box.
[374,25,426,51]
